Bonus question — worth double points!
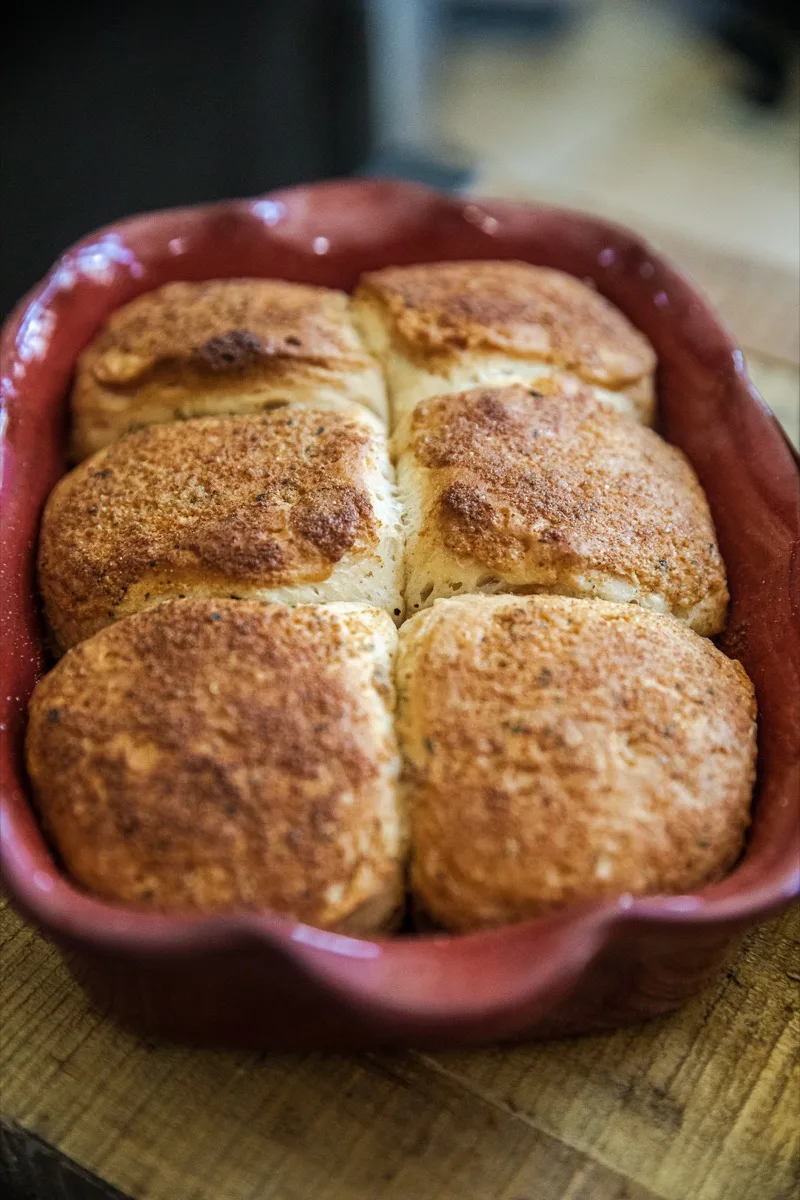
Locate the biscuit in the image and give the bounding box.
[72,279,387,458]
[397,384,727,635]
[354,260,656,424]
[40,408,403,651]
[396,594,756,931]
[26,599,405,929]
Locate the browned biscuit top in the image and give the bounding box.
[26,599,399,921]
[407,384,727,623]
[84,279,373,388]
[399,595,756,929]
[39,410,381,648]
[357,261,655,386]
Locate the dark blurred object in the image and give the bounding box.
[358,145,474,191]
[696,0,800,107]
[1,1,371,316]
[360,0,475,191]
[446,0,587,38]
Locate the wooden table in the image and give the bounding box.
[2,236,798,1200]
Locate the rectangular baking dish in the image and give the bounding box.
[1,180,798,1050]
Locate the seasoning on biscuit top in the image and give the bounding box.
[72,278,388,458]
[26,599,406,930]
[354,260,656,424]
[40,407,403,651]
[397,383,727,634]
[396,594,756,932]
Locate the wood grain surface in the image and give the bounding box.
[1,232,798,1200]
[1,898,797,1200]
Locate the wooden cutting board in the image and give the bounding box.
[2,900,797,1200]
[1,233,798,1200]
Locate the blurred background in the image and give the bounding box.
[2,0,798,433]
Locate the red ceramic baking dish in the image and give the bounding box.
[1,180,798,1050]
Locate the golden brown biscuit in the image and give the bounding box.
[354,260,656,424]
[26,599,405,929]
[72,279,387,458]
[397,595,756,931]
[397,383,728,635]
[39,408,403,652]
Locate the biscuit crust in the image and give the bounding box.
[40,409,402,651]
[26,600,405,929]
[397,595,757,931]
[355,261,656,422]
[72,279,387,457]
[398,384,728,633]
